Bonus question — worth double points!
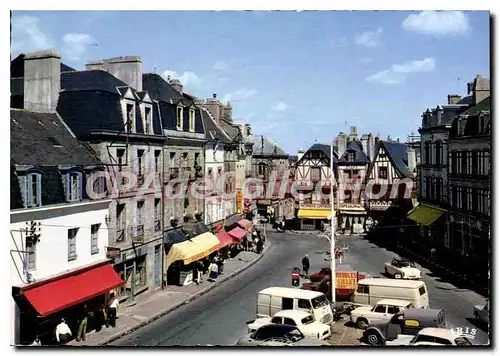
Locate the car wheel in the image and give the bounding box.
[357,318,369,329]
[364,330,383,346]
[384,267,388,275]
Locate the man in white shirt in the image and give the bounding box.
[55,318,72,344]
[107,293,119,328]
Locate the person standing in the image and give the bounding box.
[107,293,119,328]
[55,318,72,344]
[94,303,107,332]
[76,304,89,342]
[216,254,224,275]
[301,254,310,277]
[207,260,219,282]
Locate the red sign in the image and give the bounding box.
[106,247,121,258]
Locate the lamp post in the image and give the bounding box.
[330,141,336,304]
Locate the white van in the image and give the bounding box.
[354,278,429,308]
[257,287,334,325]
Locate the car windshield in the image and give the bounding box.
[301,315,315,325]
[399,260,414,267]
[311,295,329,309]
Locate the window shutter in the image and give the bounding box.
[24,175,30,207]
[36,174,42,206]
[65,173,70,202]
[78,172,83,200]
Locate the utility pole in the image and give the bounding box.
[330,141,336,303]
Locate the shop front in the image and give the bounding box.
[111,246,149,302]
[164,231,221,286]
[297,208,331,230]
[12,261,123,345]
[237,218,253,233]
[406,203,445,255]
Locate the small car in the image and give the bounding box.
[310,267,331,283]
[362,308,446,346]
[473,300,489,325]
[247,310,331,340]
[236,324,329,346]
[350,299,414,329]
[384,257,422,280]
[401,328,472,346]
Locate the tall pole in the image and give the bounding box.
[330,141,336,303]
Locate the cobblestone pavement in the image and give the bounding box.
[327,315,363,346]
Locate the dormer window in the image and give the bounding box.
[66,169,83,202]
[347,151,355,161]
[189,107,195,132]
[176,106,184,130]
[144,106,153,134]
[126,103,135,133]
[25,171,42,208]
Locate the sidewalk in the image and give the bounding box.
[67,245,270,346]
[327,315,362,346]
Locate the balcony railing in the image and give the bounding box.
[131,224,144,243]
[299,202,330,209]
[115,228,126,243]
[155,219,161,232]
[339,202,365,210]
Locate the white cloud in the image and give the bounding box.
[271,101,288,112]
[163,70,202,90]
[223,88,258,102]
[212,61,229,71]
[366,57,436,85]
[355,27,383,48]
[61,33,96,61]
[360,57,372,64]
[11,15,55,56]
[401,11,471,36]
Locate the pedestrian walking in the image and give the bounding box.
[55,318,72,344]
[256,238,264,254]
[207,260,219,282]
[302,254,310,277]
[76,304,89,342]
[216,255,225,275]
[291,267,301,287]
[107,293,119,328]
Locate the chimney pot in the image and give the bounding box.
[447,94,462,105]
[213,93,217,99]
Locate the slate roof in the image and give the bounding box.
[338,140,370,164]
[306,143,339,161]
[252,136,288,157]
[11,109,101,167]
[200,108,232,144]
[452,97,491,138]
[375,141,413,178]
[219,118,240,140]
[143,73,186,104]
[61,70,128,93]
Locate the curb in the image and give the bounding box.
[96,241,272,346]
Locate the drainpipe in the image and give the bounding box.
[159,102,166,290]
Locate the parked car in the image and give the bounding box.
[362,308,446,346]
[392,328,472,346]
[473,300,489,325]
[350,299,414,329]
[236,324,329,346]
[246,310,331,340]
[384,257,422,280]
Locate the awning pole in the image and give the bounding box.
[330,141,336,304]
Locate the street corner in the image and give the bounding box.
[327,316,363,346]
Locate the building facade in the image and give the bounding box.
[294,143,338,230]
[10,100,117,345]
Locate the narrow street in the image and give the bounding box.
[110,232,489,346]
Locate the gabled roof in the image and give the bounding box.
[200,108,232,144]
[61,70,129,93]
[252,136,288,157]
[374,141,413,178]
[11,109,101,167]
[338,140,370,164]
[305,143,338,161]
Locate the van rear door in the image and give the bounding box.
[257,293,271,318]
[418,284,429,308]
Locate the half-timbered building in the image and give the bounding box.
[294,143,338,230]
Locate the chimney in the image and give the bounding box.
[360,133,368,157]
[406,148,416,176]
[203,95,222,125]
[297,149,305,162]
[367,133,375,161]
[337,132,347,158]
[467,81,474,95]
[387,135,392,142]
[170,78,183,93]
[447,94,462,105]
[436,105,443,125]
[223,101,233,122]
[23,50,61,113]
[85,56,143,91]
[472,74,490,105]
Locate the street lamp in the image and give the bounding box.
[330,141,336,304]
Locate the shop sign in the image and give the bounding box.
[236,189,243,211]
[106,247,121,259]
[120,246,147,262]
[335,272,358,289]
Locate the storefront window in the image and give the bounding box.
[135,257,147,289]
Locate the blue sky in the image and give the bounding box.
[11,10,490,154]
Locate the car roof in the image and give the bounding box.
[377,299,413,306]
[259,287,324,298]
[274,310,311,318]
[403,308,444,319]
[358,278,425,287]
[418,328,453,339]
[258,324,298,332]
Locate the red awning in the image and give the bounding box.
[238,219,252,231]
[216,230,234,248]
[22,264,124,317]
[228,227,247,242]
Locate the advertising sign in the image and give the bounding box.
[106,246,121,259]
[335,272,358,289]
[236,189,243,213]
